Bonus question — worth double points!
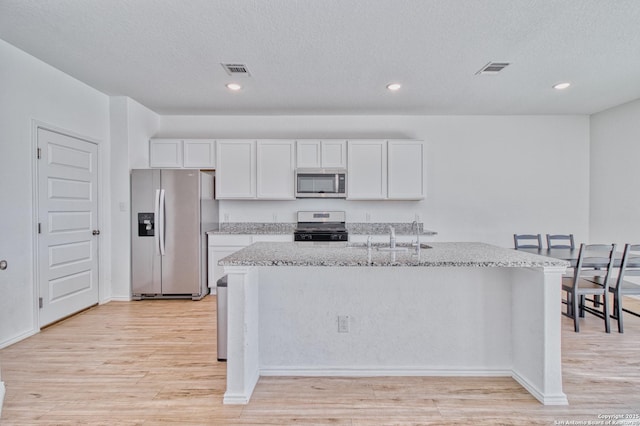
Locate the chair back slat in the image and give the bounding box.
[514,234,542,249]
[546,234,575,249]
[617,244,640,281]
[572,243,616,287]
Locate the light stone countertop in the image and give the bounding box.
[219,241,569,268]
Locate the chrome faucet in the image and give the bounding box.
[389,226,396,249]
[411,220,420,253]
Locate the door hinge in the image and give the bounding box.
[38,223,41,234]
[37,147,42,159]
[39,297,43,309]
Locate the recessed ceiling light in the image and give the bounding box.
[226,83,242,91]
[553,82,571,90]
[386,83,402,91]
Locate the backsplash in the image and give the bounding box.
[217,222,296,234]
[214,222,436,236]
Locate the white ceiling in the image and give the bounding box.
[1,0,640,115]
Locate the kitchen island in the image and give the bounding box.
[220,242,569,406]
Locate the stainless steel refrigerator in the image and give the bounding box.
[131,169,216,300]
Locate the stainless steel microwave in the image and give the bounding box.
[295,168,347,198]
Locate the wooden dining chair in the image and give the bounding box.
[546,234,575,249]
[513,234,542,249]
[562,243,616,333]
[609,244,640,333]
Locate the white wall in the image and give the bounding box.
[109,97,160,300]
[590,99,640,247]
[0,40,110,347]
[157,115,590,247]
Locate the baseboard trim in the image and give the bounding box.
[512,371,568,405]
[0,329,38,350]
[0,380,5,417]
[106,296,133,302]
[223,369,260,405]
[260,366,512,377]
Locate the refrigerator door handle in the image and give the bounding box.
[154,189,161,255]
[159,189,166,256]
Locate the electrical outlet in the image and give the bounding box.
[273,213,278,222]
[338,315,350,333]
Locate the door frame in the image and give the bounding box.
[31,120,104,330]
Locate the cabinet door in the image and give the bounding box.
[216,140,256,199]
[296,140,321,168]
[388,140,425,200]
[257,140,295,199]
[252,234,293,242]
[183,139,216,168]
[149,139,183,168]
[321,140,347,168]
[347,140,387,200]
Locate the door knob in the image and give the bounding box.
[0,260,7,270]
[92,230,101,235]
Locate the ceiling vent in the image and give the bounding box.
[221,63,251,77]
[476,62,510,75]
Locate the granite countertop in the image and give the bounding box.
[207,222,438,236]
[219,242,569,268]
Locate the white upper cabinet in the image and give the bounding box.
[152,137,425,201]
[256,140,295,199]
[347,140,388,200]
[296,140,347,168]
[149,139,183,168]
[387,140,425,200]
[183,139,216,168]
[296,140,322,168]
[321,140,347,168]
[150,139,215,168]
[216,140,256,199]
[347,139,425,201]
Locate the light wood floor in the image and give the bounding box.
[1,296,640,425]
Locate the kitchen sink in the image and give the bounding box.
[346,242,431,250]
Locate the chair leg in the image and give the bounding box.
[573,293,580,332]
[603,292,610,333]
[579,295,586,317]
[616,294,624,333]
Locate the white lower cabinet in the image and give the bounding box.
[208,233,293,292]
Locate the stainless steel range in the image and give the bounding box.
[294,211,348,242]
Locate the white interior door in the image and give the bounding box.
[37,128,99,327]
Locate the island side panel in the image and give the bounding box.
[510,266,568,405]
[257,266,513,374]
[223,266,260,404]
